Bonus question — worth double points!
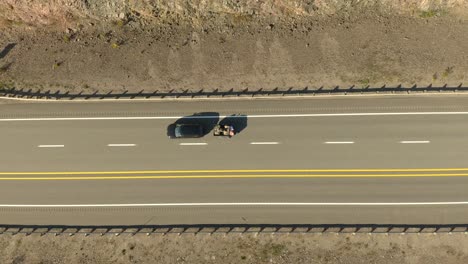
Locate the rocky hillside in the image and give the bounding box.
[0,0,467,93]
[1,0,466,29]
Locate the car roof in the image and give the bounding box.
[176,123,201,127]
[175,123,203,137]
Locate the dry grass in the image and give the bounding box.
[0,233,466,264]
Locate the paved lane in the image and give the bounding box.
[2,176,468,203]
[2,94,468,118]
[0,95,467,225]
[0,114,467,171]
[0,176,468,225]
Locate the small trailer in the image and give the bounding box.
[213,124,235,137]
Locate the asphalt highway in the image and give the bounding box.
[1,95,468,225]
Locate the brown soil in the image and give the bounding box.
[0,1,468,93]
[1,233,468,264]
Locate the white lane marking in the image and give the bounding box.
[107,144,137,147]
[247,112,468,118]
[400,141,430,144]
[0,202,468,207]
[250,142,280,145]
[324,141,355,144]
[38,145,64,148]
[179,143,208,146]
[2,111,468,121]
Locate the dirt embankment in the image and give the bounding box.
[0,0,468,93]
[1,233,468,264]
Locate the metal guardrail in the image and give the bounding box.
[0,224,467,236]
[0,84,465,100]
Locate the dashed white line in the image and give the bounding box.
[179,143,208,146]
[107,144,137,147]
[250,142,280,145]
[400,141,430,144]
[324,141,355,144]
[0,201,467,207]
[37,145,64,148]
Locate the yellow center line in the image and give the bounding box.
[1,173,468,180]
[2,168,468,175]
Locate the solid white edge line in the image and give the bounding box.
[107,144,137,147]
[0,202,468,207]
[179,143,208,146]
[324,141,355,144]
[2,111,468,121]
[400,141,430,144]
[250,142,279,145]
[37,145,64,148]
[2,91,468,103]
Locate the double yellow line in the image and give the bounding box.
[0,168,468,180]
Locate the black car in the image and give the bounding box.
[170,123,204,138]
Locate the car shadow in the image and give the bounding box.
[219,114,248,134]
[167,112,220,138]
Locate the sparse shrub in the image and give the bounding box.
[270,244,286,256]
[62,35,70,42]
[52,62,62,69]
[420,10,438,18]
[358,78,370,87]
[111,43,120,49]
[0,63,10,73]
[442,66,454,78]
[261,243,287,258]
[0,81,13,89]
[113,19,126,27]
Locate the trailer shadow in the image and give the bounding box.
[167,112,220,138]
[219,114,248,134]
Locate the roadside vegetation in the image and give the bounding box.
[0,233,467,263]
[0,1,467,92]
